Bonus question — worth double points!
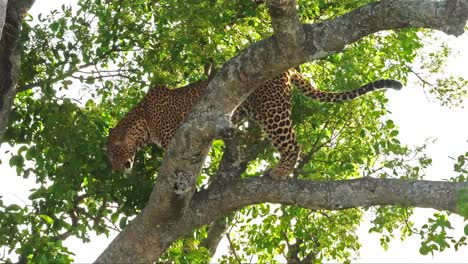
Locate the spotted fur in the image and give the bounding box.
[107,69,402,179]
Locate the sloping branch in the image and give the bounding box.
[199,217,228,257]
[95,0,468,263]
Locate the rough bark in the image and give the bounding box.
[190,177,467,218]
[0,0,7,39]
[0,0,35,142]
[98,177,468,262]
[95,0,468,263]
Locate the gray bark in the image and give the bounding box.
[97,177,468,263]
[95,0,468,263]
[190,177,466,217]
[0,0,35,142]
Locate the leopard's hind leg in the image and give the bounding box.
[245,76,301,180]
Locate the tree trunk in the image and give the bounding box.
[0,0,35,143]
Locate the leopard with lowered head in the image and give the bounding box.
[106,69,402,180]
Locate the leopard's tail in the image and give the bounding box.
[289,69,403,103]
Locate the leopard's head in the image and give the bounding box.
[106,127,136,172]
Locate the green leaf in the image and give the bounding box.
[457,190,468,217]
[390,130,399,137]
[111,212,119,224]
[6,204,22,212]
[85,76,95,84]
[40,214,54,224]
[119,217,128,229]
[419,244,430,255]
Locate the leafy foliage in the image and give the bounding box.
[417,212,467,255]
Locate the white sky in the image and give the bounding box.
[0,1,467,263]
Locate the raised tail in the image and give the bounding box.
[289,69,403,103]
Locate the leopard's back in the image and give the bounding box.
[142,80,210,149]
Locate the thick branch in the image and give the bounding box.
[199,217,228,257]
[301,0,468,59]
[212,128,268,184]
[96,1,468,263]
[199,130,267,255]
[190,177,467,220]
[267,0,305,59]
[98,177,468,263]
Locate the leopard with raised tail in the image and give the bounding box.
[107,69,402,180]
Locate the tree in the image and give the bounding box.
[0,0,467,263]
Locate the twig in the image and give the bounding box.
[17,46,125,92]
[226,226,242,264]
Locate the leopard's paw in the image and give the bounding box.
[268,167,290,181]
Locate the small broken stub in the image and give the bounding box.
[172,171,193,195]
[214,114,233,137]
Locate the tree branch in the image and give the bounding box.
[199,131,266,255]
[97,177,468,263]
[226,226,242,263]
[199,216,228,257]
[211,128,268,184]
[286,237,317,264]
[16,46,124,92]
[95,1,468,263]
[190,177,467,222]
[267,0,305,59]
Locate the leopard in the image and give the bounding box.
[106,69,402,180]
